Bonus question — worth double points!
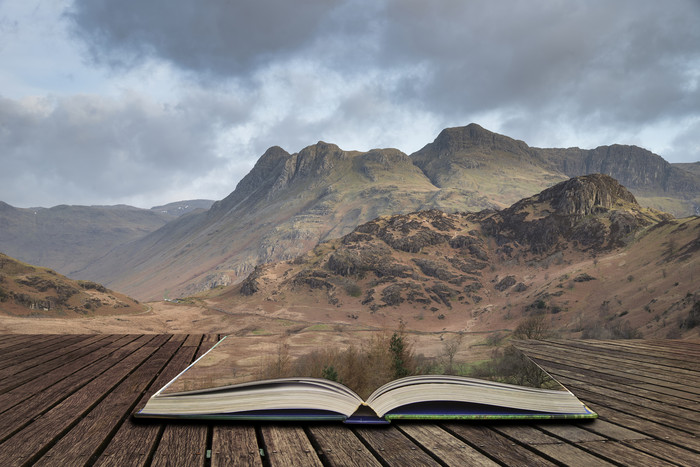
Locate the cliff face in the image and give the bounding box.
[537,173,638,216]
[539,144,698,194]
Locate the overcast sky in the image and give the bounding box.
[1,0,699,208]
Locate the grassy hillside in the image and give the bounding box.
[0,252,145,317]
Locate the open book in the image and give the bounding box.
[136,335,596,424]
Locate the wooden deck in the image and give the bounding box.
[0,335,698,466]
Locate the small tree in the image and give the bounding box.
[388,324,414,379]
[512,315,553,340]
[442,333,463,375]
[322,365,339,382]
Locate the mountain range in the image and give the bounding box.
[213,174,699,339]
[0,200,213,277]
[1,124,698,302]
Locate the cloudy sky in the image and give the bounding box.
[1,0,699,208]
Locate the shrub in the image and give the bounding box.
[345,282,362,297]
[680,300,700,330]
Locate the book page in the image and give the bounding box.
[160,330,566,399]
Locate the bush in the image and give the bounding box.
[345,282,362,297]
[284,328,416,399]
[581,319,642,339]
[680,300,700,329]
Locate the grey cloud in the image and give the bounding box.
[0,93,243,207]
[67,0,347,76]
[61,0,700,171]
[667,119,700,163]
[67,1,700,123]
[379,1,700,122]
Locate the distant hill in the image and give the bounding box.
[150,199,214,217]
[218,174,698,339]
[77,125,698,301]
[0,252,144,317]
[0,200,212,278]
[673,161,700,179]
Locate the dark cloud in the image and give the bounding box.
[67,0,349,75]
[378,1,700,124]
[66,1,700,151]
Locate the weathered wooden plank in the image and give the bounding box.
[211,425,262,467]
[523,351,700,407]
[398,423,499,466]
[0,334,88,375]
[0,334,55,353]
[443,424,558,467]
[579,419,650,441]
[555,339,700,370]
[32,335,185,466]
[0,334,111,382]
[183,333,203,349]
[587,339,700,357]
[149,334,220,467]
[546,338,700,360]
[535,423,607,443]
[528,360,700,410]
[260,425,323,467]
[573,397,700,454]
[0,334,162,466]
[577,398,700,452]
[0,334,67,357]
[494,425,615,466]
[548,378,700,434]
[519,343,700,391]
[93,336,199,467]
[307,424,381,467]
[354,425,440,466]
[0,334,125,414]
[626,439,700,465]
[521,344,700,392]
[577,440,678,466]
[0,334,31,345]
[151,422,208,467]
[0,335,138,441]
[195,334,220,359]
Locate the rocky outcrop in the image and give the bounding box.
[537,173,638,216]
[482,174,666,253]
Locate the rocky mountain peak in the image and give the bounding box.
[485,174,662,255]
[536,173,638,216]
[210,146,291,210]
[417,123,532,160]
